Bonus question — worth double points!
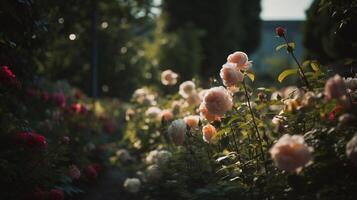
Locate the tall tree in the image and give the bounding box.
[303,0,357,74]
[162,0,261,80]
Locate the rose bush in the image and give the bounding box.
[117,28,357,200]
[0,69,124,199]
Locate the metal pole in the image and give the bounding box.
[90,0,98,99]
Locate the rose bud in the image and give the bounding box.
[275,27,285,37]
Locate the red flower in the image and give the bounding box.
[26,187,47,200]
[52,92,66,108]
[84,164,98,179]
[275,27,285,37]
[0,66,17,85]
[16,131,48,149]
[48,189,64,200]
[328,105,344,122]
[71,103,81,113]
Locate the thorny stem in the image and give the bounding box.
[283,36,311,89]
[242,78,268,173]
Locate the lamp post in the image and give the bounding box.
[90,0,98,100]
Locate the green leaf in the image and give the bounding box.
[246,72,255,82]
[278,69,298,83]
[275,43,295,52]
[275,44,287,51]
[310,61,320,71]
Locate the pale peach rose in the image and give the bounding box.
[324,74,347,100]
[161,69,178,85]
[123,178,141,193]
[160,109,174,121]
[186,92,201,106]
[132,88,157,105]
[179,81,196,98]
[132,88,147,103]
[199,103,221,122]
[203,86,233,116]
[198,89,208,101]
[146,107,162,119]
[125,108,135,121]
[283,86,303,100]
[270,134,313,173]
[346,135,357,166]
[272,115,285,126]
[283,99,301,112]
[220,63,243,87]
[116,149,132,162]
[168,119,186,145]
[343,77,357,91]
[227,51,248,67]
[301,91,316,107]
[202,124,217,143]
[338,113,356,125]
[183,115,200,128]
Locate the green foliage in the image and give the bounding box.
[163,0,261,79]
[303,0,357,74]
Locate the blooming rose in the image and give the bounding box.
[338,113,355,125]
[160,109,173,121]
[324,74,347,100]
[125,108,135,121]
[116,149,132,163]
[275,27,285,37]
[202,124,217,144]
[220,62,243,88]
[0,66,18,86]
[343,77,357,91]
[346,135,357,166]
[203,86,233,116]
[69,165,81,180]
[168,119,186,145]
[227,51,252,70]
[84,164,98,179]
[227,51,248,66]
[198,89,208,101]
[179,81,196,98]
[123,178,141,193]
[52,92,66,108]
[146,107,162,120]
[48,189,64,200]
[183,115,200,128]
[132,88,156,105]
[161,69,178,85]
[270,134,313,173]
[71,103,82,113]
[186,92,201,106]
[199,103,221,122]
[302,91,316,107]
[16,131,48,150]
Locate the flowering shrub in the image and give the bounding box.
[118,28,357,199]
[0,68,123,199]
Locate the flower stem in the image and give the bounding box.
[242,78,268,172]
[283,36,310,89]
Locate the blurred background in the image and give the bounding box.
[1,0,356,100]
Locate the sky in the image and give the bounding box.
[261,0,314,20]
